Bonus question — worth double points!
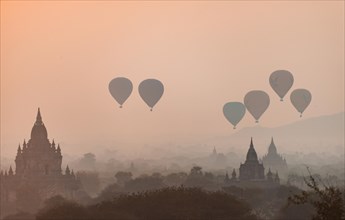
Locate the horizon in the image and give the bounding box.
[1,109,343,161]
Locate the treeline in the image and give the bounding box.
[3,168,345,220]
[5,187,259,220]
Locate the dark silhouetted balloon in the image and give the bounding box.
[269,70,294,101]
[139,79,164,111]
[244,90,270,123]
[290,89,312,117]
[223,102,246,129]
[108,77,133,108]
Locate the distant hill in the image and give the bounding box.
[208,112,344,155]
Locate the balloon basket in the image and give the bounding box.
[119,105,123,108]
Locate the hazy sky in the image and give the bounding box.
[1,1,344,158]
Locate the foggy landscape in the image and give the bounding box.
[1,1,344,220]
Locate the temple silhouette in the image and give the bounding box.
[0,108,81,215]
[224,138,280,188]
[262,137,288,175]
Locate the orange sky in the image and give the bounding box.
[1,1,344,158]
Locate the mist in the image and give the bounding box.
[1,1,344,220]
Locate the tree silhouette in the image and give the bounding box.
[76,171,100,196]
[35,187,260,220]
[114,171,133,186]
[288,168,345,220]
[36,196,87,220]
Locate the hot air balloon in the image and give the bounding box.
[108,77,133,108]
[223,102,246,129]
[139,79,164,111]
[290,89,312,117]
[244,90,270,123]
[269,70,294,101]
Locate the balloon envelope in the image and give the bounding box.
[223,102,246,129]
[139,79,164,110]
[269,70,294,101]
[108,77,133,108]
[290,89,312,117]
[244,90,270,123]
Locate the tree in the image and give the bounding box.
[288,168,345,220]
[95,183,122,203]
[123,173,165,192]
[185,166,216,189]
[190,166,203,176]
[34,187,260,220]
[164,172,188,186]
[76,171,100,196]
[36,196,87,220]
[114,171,132,186]
[79,153,96,170]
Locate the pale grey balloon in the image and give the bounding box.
[290,89,312,117]
[269,70,294,101]
[109,77,133,108]
[223,102,246,129]
[139,79,164,111]
[244,90,270,123]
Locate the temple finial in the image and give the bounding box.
[250,137,254,148]
[36,108,42,124]
[17,144,21,153]
[51,139,56,150]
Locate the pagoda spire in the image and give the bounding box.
[268,137,277,155]
[57,144,61,153]
[17,144,21,153]
[52,139,56,150]
[31,108,48,140]
[231,169,237,179]
[246,137,258,161]
[36,107,42,124]
[65,165,70,175]
[8,166,14,175]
